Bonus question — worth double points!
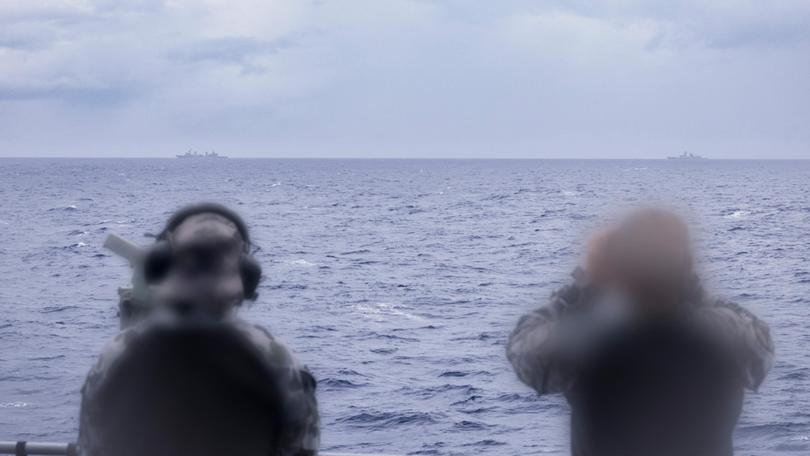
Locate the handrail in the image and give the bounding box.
[0,441,396,456]
[0,442,77,455]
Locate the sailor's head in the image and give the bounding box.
[588,207,694,306]
[144,203,262,320]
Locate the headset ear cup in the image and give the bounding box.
[143,241,173,284]
[240,256,262,301]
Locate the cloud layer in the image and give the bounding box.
[1,0,808,158]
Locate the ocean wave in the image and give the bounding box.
[319,378,369,389]
[336,411,441,429]
[438,370,493,378]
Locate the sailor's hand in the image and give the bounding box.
[585,229,617,288]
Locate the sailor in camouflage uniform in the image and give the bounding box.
[79,203,319,456]
[507,208,774,456]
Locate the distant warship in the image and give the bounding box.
[176,150,228,159]
[667,151,704,160]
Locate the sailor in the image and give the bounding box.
[79,203,319,456]
[507,208,774,456]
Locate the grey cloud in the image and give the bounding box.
[562,1,810,49]
[0,22,61,51]
[444,0,810,50]
[0,8,93,29]
[0,0,168,53]
[0,85,133,105]
[0,10,105,52]
[0,36,46,51]
[169,36,298,65]
[93,0,166,14]
[704,20,810,49]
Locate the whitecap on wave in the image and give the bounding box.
[289,258,317,267]
[352,302,425,322]
[48,205,78,212]
[724,210,750,219]
[0,402,29,408]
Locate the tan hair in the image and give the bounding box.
[588,207,693,295]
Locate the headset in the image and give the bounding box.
[143,203,262,301]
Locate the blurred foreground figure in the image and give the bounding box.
[79,203,319,456]
[507,208,773,456]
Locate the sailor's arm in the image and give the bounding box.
[697,299,774,391]
[278,365,320,456]
[78,361,106,456]
[506,282,587,395]
[260,332,320,456]
[77,331,135,456]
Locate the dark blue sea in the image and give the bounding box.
[1,159,808,455]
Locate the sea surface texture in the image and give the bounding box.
[0,159,808,455]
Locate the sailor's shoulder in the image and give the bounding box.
[231,320,318,397]
[693,295,774,389]
[230,319,303,369]
[551,282,584,305]
[693,295,772,348]
[551,268,595,306]
[97,323,150,363]
[695,296,762,324]
[81,325,145,395]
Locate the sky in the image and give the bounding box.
[0,0,808,158]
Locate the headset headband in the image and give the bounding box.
[159,203,252,253]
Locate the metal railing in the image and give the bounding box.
[0,442,77,456]
[0,441,394,456]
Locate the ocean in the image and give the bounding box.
[0,158,808,455]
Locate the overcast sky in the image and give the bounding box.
[0,0,808,158]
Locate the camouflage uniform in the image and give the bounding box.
[79,319,320,456]
[507,269,775,395]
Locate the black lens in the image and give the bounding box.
[143,243,173,284]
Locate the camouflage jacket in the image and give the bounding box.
[79,319,320,456]
[506,271,775,395]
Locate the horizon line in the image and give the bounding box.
[1,156,808,160]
